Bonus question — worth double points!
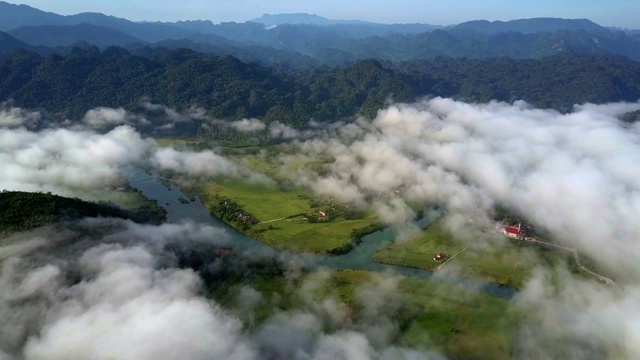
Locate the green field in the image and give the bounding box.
[202,180,310,221]
[374,222,568,288]
[159,140,376,253]
[374,223,468,271]
[251,216,379,253]
[234,149,331,183]
[212,269,516,360]
[199,179,378,253]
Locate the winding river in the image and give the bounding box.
[127,168,517,299]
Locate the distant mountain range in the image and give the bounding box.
[0,1,639,64]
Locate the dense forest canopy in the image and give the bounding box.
[1,47,639,128]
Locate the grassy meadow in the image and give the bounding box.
[374,222,568,289]
[199,178,378,253]
[212,269,517,360]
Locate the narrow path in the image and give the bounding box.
[524,237,615,284]
[258,217,286,224]
[437,247,468,270]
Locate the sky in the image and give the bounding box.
[10,0,640,28]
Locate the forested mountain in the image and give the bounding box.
[396,54,640,109]
[330,29,640,62]
[139,39,318,68]
[1,47,639,128]
[7,24,143,47]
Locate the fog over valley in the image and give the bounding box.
[1,1,640,359]
[1,97,639,358]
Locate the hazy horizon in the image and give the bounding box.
[7,0,640,28]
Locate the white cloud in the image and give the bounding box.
[0,125,150,196]
[83,107,132,127]
[269,121,300,139]
[0,219,445,360]
[0,107,261,196]
[231,119,267,133]
[18,245,254,360]
[0,106,41,128]
[295,98,640,277]
[152,147,244,178]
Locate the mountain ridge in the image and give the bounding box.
[453,17,607,34]
[8,23,143,47]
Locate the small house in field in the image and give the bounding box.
[500,223,522,239]
[433,252,449,261]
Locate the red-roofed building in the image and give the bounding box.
[500,224,523,240]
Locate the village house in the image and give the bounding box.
[500,223,523,240]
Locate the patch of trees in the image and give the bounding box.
[0,190,166,233]
[129,199,168,225]
[164,241,285,290]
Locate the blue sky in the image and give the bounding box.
[13,0,640,28]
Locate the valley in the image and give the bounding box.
[0,1,637,359]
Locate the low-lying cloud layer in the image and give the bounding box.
[0,220,253,360]
[285,98,640,358]
[293,98,640,278]
[0,220,443,360]
[0,109,263,196]
[230,118,267,133]
[0,125,149,195]
[3,98,640,358]
[0,105,41,128]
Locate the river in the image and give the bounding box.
[127,168,516,299]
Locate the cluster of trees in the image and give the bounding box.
[0,190,166,233]
[1,47,639,130]
[164,241,285,291]
[209,197,258,230]
[129,199,168,225]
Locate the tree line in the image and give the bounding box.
[0,190,167,233]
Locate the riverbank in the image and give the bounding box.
[126,168,520,300]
